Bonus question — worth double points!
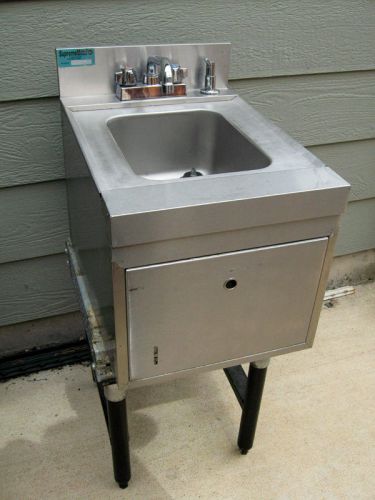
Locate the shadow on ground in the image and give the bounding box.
[1,364,239,499]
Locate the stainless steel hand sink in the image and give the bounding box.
[58,43,350,390]
[107,110,271,180]
[57,43,350,489]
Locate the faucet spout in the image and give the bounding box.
[144,56,174,94]
[162,62,174,95]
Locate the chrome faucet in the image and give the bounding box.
[144,56,187,95]
[143,56,162,85]
[160,58,174,95]
[115,54,223,101]
[201,58,219,95]
[114,55,187,100]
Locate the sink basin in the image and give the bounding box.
[63,95,350,222]
[107,110,271,180]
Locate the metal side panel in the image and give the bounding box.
[126,237,328,380]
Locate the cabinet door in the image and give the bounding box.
[126,237,327,380]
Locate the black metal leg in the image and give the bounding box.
[97,382,109,429]
[105,389,131,489]
[237,360,269,455]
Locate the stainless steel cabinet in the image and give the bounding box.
[126,238,328,380]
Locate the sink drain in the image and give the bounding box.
[182,168,203,178]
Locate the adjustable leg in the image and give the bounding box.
[237,359,269,454]
[104,384,131,489]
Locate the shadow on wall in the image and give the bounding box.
[0,365,239,498]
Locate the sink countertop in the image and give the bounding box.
[62,95,350,247]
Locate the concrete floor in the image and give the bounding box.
[1,282,374,500]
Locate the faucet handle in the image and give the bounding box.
[122,67,137,87]
[171,64,188,84]
[114,66,137,87]
[114,69,124,86]
[200,58,219,95]
[143,58,160,85]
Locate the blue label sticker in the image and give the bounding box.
[57,48,95,68]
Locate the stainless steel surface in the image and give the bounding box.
[305,232,338,348]
[112,263,129,389]
[126,347,304,389]
[107,110,270,180]
[111,217,339,269]
[62,90,237,111]
[201,58,219,95]
[57,43,231,98]
[59,43,350,389]
[126,238,327,380]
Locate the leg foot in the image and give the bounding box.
[237,360,269,454]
